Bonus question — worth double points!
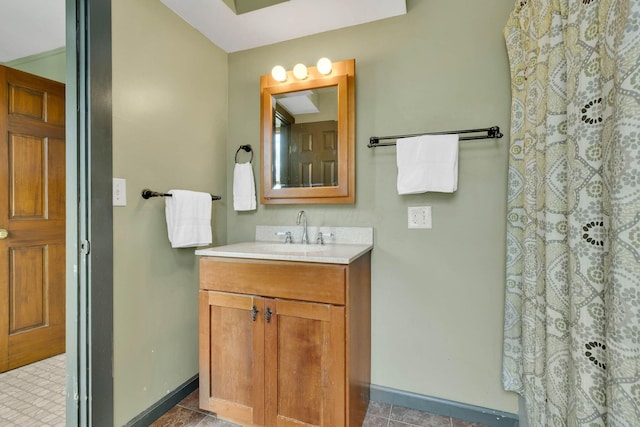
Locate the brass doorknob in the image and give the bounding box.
[0,229,7,239]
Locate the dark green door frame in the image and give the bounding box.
[66,0,113,425]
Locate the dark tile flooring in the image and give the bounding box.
[150,389,488,427]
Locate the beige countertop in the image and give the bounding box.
[195,241,372,264]
[196,225,373,264]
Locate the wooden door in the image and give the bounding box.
[199,291,266,426]
[265,299,345,427]
[288,120,338,187]
[0,66,66,373]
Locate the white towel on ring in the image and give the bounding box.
[233,162,257,211]
[396,134,459,194]
[165,189,212,248]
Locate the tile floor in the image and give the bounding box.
[151,388,489,427]
[0,353,66,426]
[0,355,489,427]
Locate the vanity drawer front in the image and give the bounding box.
[200,257,346,305]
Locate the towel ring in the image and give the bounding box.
[235,144,253,163]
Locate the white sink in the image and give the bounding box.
[195,240,371,264]
[250,243,329,254]
[195,226,374,264]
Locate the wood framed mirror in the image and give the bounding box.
[260,58,355,204]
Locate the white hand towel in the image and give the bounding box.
[233,162,257,211]
[165,189,212,248]
[396,134,459,194]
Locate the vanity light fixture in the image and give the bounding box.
[271,65,287,82]
[271,58,333,82]
[293,63,308,80]
[317,57,332,75]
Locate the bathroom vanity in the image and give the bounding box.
[196,228,372,427]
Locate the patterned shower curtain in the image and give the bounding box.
[502,0,640,425]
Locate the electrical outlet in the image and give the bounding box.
[408,206,432,229]
[113,178,127,206]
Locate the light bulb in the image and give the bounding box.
[317,57,332,75]
[271,65,286,82]
[293,63,308,80]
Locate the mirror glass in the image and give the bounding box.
[261,59,355,204]
[272,86,338,188]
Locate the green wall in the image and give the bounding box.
[108,0,519,422]
[111,0,228,424]
[3,47,66,83]
[227,0,518,413]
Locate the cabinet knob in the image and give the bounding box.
[251,306,259,322]
[0,229,8,239]
[265,307,273,323]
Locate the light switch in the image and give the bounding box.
[113,178,127,206]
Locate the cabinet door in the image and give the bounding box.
[265,299,345,427]
[199,291,265,425]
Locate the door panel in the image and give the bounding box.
[265,299,345,427]
[0,65,65,372]
[199,291,265,426]
[10,245,46,333]
[10,134,46,218]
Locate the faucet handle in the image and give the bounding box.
[315,231,334,245]
[275,231,293,243]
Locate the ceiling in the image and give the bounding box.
[0,0,406,63]
[160,0,407,53]
[0,0,66,63]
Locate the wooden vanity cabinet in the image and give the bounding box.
[199,252,371,427]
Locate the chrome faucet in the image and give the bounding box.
[296,210,308,244]
[275,231,292,243]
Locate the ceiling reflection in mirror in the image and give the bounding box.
[272,86,338,189]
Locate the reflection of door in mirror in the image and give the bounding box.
[272,86,338,188]
[289,120,337,187]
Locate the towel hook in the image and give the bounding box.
[235,144,253,163]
